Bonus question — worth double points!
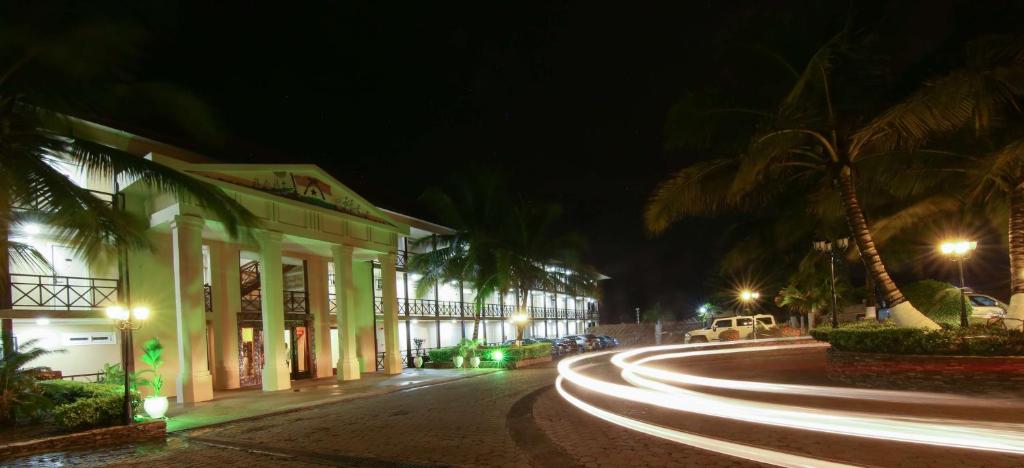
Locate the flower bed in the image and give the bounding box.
[427,343,551,368]
[826,350,1024,395]
[38,380,142,430]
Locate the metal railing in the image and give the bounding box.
[9,274,119,310]
[369,297,594,320]
[239,290,309,314]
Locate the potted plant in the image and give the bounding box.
[463,339,482,368]
[413,338,425,368]
[454,338,476,368]
[138,338,167,419]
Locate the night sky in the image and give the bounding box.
[30,1,1024,322]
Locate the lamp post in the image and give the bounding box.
[814,238,848,328]
[940,240,977,328]
[106,305,149,425]
[698,305,708,327]
[738,290,759,339]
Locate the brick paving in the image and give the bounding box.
[7,345,1024,467]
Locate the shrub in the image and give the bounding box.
[719,329,740,341]
[902,280,970,326]
[428,347,458,363]
[763,325,803,338]
[38,380,140,430]
[818,323,1024,356]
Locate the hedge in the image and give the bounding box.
[38,380,141,430]
[810,321,1024,356]
[427,343,550,367]
[902,280,971,326]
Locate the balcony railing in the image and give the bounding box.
[9,274,119,310]
[367,297,593,320]
[239,290,309,314]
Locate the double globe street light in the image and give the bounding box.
[813,238,849,328]
[940,240,977,328]
[106,305,150,425]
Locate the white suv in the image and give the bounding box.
[685,314,777,343]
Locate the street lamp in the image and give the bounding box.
[814,238,849,328]
[940,240,977,328]
[106,304,149,424]
[511,313,529,347]
[738,290,759,339]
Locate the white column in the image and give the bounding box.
[171,214,214,403]
[307,256,333,379]
[210,241,241,390]
[258,231,290,391]
[380,253,402,374]
[332,245,361,380]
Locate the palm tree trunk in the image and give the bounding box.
[0,192,13,357]
[808,307,815,330]
[836,167,938,329]
[1007,183,1024,323]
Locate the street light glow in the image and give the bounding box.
[105,305,129,321]
[132,306,150,321]
[940,240,977,256]
[738,290,759,302]
[493,350,504,361]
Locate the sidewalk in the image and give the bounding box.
[164,368,500,432]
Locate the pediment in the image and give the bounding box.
[186,164,402,229]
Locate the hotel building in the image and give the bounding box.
[1,118,600,402]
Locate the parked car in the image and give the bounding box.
[501,338,539,346]
[534,337,570,355]
[561,335,586,352]
[597,335,619,348]
[968,292,1008,324]
[580,334,602,350]
[684,314,777,343]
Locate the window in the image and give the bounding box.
[756,317,773,326]
[62,332,116,346]
[736,318,753,327]
[713,319,733,328]
[970,295,997,307]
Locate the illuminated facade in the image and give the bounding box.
[1,117,599,402]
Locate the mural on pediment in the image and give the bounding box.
[192,170,388,224]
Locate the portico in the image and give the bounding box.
[126,158,409,401]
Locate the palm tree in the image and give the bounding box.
[851,36,1024,322]
[0,17,257,356]
[0,338,60,424]
[775,255,851,330]
[647,32,1013,329]
[410,175,598,342]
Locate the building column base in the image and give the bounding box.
[176,370,214,403]
[214,365,240,390]
[337,358,361,381]
[261,362,291,391]
[383,354,403,375]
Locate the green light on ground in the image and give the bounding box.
[493,351,504,361]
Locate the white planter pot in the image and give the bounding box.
[413,356,424,368]
[453,355,464,368]
[469,356,481,368]
[143,396,169,419]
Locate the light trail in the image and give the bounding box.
[554,376,857,468]
[612,343,1024,408]
[556,340,1024,463]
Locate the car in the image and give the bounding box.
[597,335,619,348]
[534,337,570,355]
[580,334,602,350]
[684,314,777,343]
[968,293,1008,324]
[561,335,586,352]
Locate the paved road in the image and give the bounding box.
[11,343,1024,467]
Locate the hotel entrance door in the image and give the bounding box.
[285,323,311,380]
